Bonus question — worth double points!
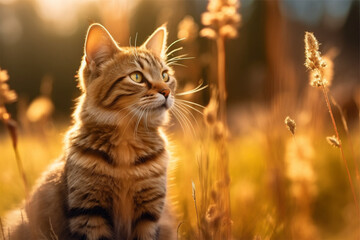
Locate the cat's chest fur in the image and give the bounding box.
[66,129,168,238]
[110,147,168,238]
[111,175,136,238]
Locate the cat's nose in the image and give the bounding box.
[159,88,170,99]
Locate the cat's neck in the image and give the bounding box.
[66,121,165,166]
[75,120,162,144]
[67,96,167,166]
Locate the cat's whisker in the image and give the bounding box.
[170,108,186,135]
[167,53,188,61]
[176,82,208,96]
[175,102,199,130]
[175,101,204,115]
[167,62,188,68]
[166,47,183,57]
[129,35,137,61]
[115,108,134,133]
[172,105,196,137]
[175,101,200,123]
[134,32,139,60]
[174,102,200,131]
[165,38,186,54]
[134,105,148,137]
[113,104,137,133]
[133,107,142,137]
[120,107,142,139]
[167,54,194,63]
[174,105,197,138]
[167,58,194,65]
[176,99,206,109]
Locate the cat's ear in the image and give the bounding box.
[84,23,118,68]
[142,25,168,58]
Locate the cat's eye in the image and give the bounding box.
[130,72,143,83]
[162,71,169,82]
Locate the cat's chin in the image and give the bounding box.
[152,99,173,111]
[151,104,168,112]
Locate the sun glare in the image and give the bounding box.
[33,0,97,36]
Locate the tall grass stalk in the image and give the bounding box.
[216,35,232,240]
[321,86,359,214]
[0,218,5,240]
[0,68,29,197]
[192,181,201,239]
[200,0,241,237]
[330,95,360,180]
[5,118,29,197]
[304,32,359,217]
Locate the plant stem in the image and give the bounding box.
[216,36,231,239]
[217,37,227,124]
[192,182,201,239]
[0,218,5,240]
[4,120,29,197]
[321,86,359,215]
[330,95,360,180]
[14,146,29,197]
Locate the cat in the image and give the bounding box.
[3,23,177,240]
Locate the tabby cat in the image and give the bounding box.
[4,23,177,240]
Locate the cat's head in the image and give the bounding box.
[77,23,176,128]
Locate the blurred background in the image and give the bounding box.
[0,0,359,239]
[0,0,358,118]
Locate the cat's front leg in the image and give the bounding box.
[66,165,114,240]
[131,221,160,240]
[67,205,114,240]
[132,184,166,240]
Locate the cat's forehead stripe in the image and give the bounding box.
[137,60,144,69]
[138,53,162,68]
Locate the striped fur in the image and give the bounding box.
[4,24,176,240]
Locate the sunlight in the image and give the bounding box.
[0,0,16,5]
[33,0,96,36]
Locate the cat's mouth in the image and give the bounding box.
[148,96,173,111]
[154,101,171,111]
[155,102,168,110]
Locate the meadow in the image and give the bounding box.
[1,0,359,239]
[0,117,359,239]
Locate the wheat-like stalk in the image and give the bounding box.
[0,68,29,197]
[330,95,360,180]
[199,0,241,238]
[0,218,5,240]
[304,32,359,216]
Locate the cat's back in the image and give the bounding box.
[4,157,71,240]
[26,157,70,239]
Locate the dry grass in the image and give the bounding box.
[0,120,359,239]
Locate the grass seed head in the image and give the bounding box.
[0,68,17,107]
[285,116,296,135]
[326,135,341,148]
[205,204,221,224]
[304,32,329,88]
[178,16,199,41]
[214,121,227,140]
[322,54,334,87]
[201,0,241,39]
[204,95,218,126]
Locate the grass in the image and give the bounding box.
[0,128,64,215]
[0,123,358,239]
